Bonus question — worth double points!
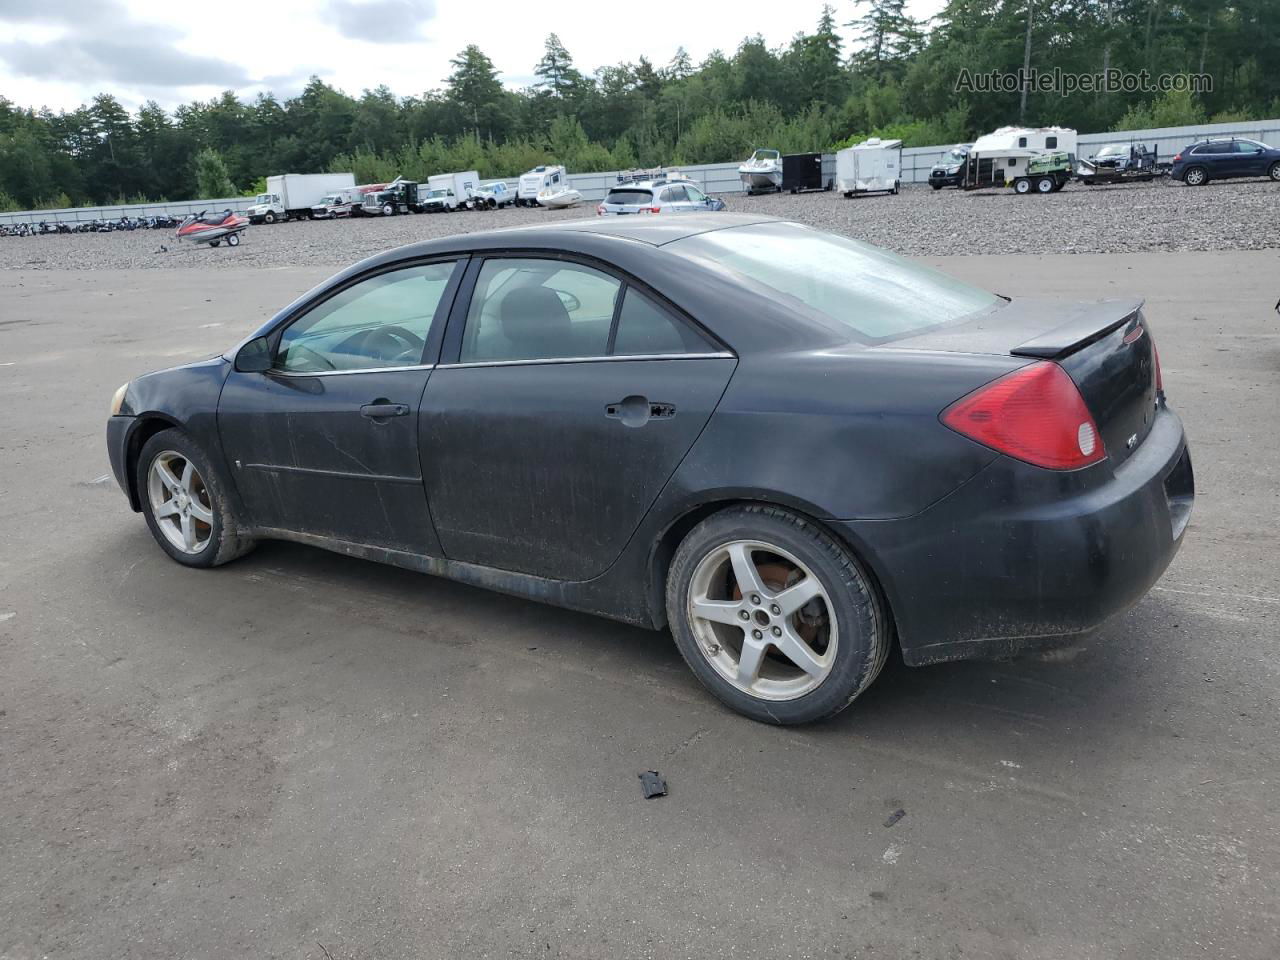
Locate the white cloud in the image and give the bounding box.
[0,0,948,112]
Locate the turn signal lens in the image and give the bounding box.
[109,382,130,416]
[941,362,1106,470]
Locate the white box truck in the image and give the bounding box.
[516,164,566,206]
[836,138,903,197]
[419,171,479,212]
[246,173,356,224]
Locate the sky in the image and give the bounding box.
[0,0,947,115]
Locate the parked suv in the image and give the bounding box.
[1170,137,1280,186]
[597,178,726,215]
[928,143,972,189]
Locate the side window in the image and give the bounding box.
[685,185,707,203]
[276,261,457,373]
[612,287,714,356]
[460,258,621,362]
[1233,140,1260,153]
[664,185,689,202]
[1018,137,1027,148]
[1045,136,1057,148]
[1201,142,1229,155]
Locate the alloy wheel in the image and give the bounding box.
[687,539,838,701]
[147,450,214,554]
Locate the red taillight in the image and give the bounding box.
[941,361,1106,470]
[642,206,661,213]
[596,205,605,216]
[1173,152,1182,162]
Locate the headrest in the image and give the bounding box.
[500,286,571,350]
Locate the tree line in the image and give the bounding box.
[2,0,1277,210]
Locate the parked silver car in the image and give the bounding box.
[597,178,726,216]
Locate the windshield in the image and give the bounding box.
[1096,145,1126,157]
[668,222,1000,341]
[750,149,779,161]
[944,148,967,163]
[254,194,270,205]
[428,189,449,198]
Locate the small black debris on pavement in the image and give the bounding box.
[884,808,906,828]
[639,770,667,798]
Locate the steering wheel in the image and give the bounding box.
[344,324,426,365]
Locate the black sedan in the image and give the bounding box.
[106,215,1193,724]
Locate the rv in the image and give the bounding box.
[836,138,903,196]
[962,126,1078,194]
[517,165,566,206]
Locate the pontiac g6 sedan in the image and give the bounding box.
[106,215,1194,724]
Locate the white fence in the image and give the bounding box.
[3,117,1277,224]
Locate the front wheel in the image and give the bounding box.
[1013,177,1031,194]
[137,428,255,568]
[666,505,888,724]
[382,203,394,216]
[263,211,276,224]
[1269,161,1280,182]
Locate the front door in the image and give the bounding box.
[218,259,462,553]
[420,257,735,581]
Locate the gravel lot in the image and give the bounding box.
[2,177,1278,271]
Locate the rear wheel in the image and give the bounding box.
[1183,166,1208,186]
[137,429,255,568]
[1013,177,1031,194]
[208,240,220,247]
[666,506,888,725]
[1036,176,1055,193]
[1269,161,1280,182]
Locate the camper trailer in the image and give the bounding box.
[517,165,566,206]
[836,138,903,196]
[962,126,1077,194]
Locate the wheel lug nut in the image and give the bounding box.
[738,610,750,621]
[750,594,761,605]
[771,626,782,637]
[770,604,781,615]
[752,629,763,640]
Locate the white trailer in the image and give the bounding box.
[970,126,1078,161]
[836,138,903,196]
[247,172,355,224]
[517,164,566,206]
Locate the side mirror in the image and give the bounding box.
[235,335,273,373]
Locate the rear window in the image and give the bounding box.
[606,189,653,205]
[668,222,1000,341]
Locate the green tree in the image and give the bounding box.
[447,45,505,139]
[193,147,236,197]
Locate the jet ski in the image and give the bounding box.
[738,148,783,194]
[175,209,248,247]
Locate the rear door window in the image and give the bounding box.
[662,185,689,203]
[459,259,621,362]
[612,288,713,356]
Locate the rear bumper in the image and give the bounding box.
[841,405,1193,665]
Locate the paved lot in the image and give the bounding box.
[1,251,1278,959]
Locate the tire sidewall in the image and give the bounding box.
[665,507,883,724]
[137,429,230,568]
[1269,161,1280,182]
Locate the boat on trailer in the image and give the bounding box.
[738,148,783,194]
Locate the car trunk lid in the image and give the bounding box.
[890,297,1158,467]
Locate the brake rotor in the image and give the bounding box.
[732,558,826,649]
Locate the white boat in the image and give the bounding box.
[537,187,582,209]
[738,148,782,193]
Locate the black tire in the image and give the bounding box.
[930,183,942,190]
[209,240,220,247]
[665,505,888,725]
[1269,161,1280,182]
[263,211,276,224]
[226,232,240,246]
[136,428,255,569]
[1036,176,1055,193]
[1013,177,1031,194]
[1183,165,1208,186]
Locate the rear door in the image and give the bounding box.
[420,256,736,581]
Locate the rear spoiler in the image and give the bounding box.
[1010,298,1144,359]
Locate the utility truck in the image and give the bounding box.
[517,165,566,206]
[419,171,479,212]
[246,173,355,224]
